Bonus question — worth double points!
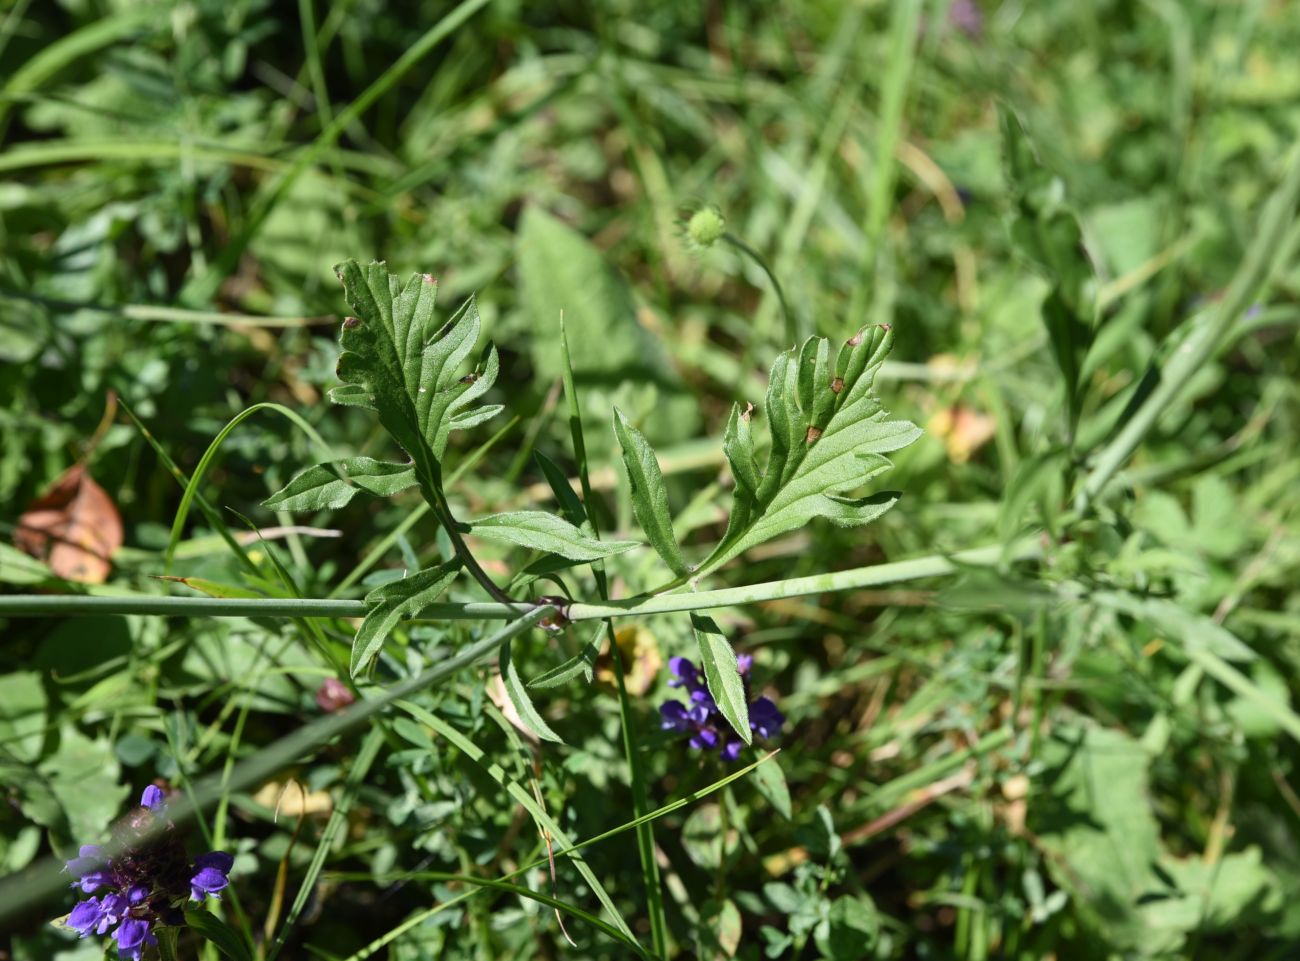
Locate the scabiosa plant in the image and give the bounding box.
[660,655,784,761]
[63,785,234,960]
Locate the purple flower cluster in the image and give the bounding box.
[64,786,234,960]
[660,654,784,761]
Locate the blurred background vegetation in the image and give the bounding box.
[3,0,1300,958]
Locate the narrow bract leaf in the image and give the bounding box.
[470,511,640,561]
[500,639,563,743]
[613,408,691,577]
[529,624,605,689]
[155,576,263,600]
[692,613,751,746]
[749,752,792,819]
[352,561,460,677]
[185,909,254,961]
[534,450,588,528]
[262,457,417,512]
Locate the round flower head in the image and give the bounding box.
[685,206,726,249]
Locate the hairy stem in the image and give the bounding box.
[0,539,1040,621]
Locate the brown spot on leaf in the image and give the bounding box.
[742,401,755,421]
[343,316,361,329]
[459,373,478,385]
[847,331,862,347]
[15,464,123,583]
[422,273,438,285]
[830,377,844,394]
[805,426,823,444]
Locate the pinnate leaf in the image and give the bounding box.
[470,511,640,561]
[702,326,919,576]
[331,260,500,487]
[351,561,460,677]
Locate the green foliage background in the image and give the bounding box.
[3,0,1300,958]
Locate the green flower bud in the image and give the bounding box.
[686,206,726,249]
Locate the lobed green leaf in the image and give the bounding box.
[703,326,920,576]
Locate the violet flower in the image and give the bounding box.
[62,786,234,960]
[659,654,784,761]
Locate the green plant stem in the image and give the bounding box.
[0,538,1039,621]
[0,606,555,930]
[722,231,799,345]
[559,314,670,959]
[1076,145,1300,511]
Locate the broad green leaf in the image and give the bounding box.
[332,260,501,494]
[681,803,736,870]
[0,543,55,585]
[262,457,417,511]
[351,561,460,677]
[0,672,47,763]
[1092,591,1255,662]
[27,726,129,842]
[1034,723,1281,954]
[469,510,640,562]
[613,408,691,576]
[185,909,254,961]
[692,614,750,746]
[699,898,742,959]
[748,750,791,819]
[815,896,879,961]
[701,326,919,577]
[499,639,563,743]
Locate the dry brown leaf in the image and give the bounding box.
[14,464,123,583]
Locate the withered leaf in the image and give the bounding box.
[15,465,123,584]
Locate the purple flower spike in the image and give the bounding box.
[668,656,702,691]
[68,897,105,937]
[720,738,744,762]
[189,851,234,902]
[140,785,166,814]
[66,844,112,894]
[661,701,692,733]
[57,781,235,956]
[115,918,155,961]
[749,697,785,740]
[659,651,784,762]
